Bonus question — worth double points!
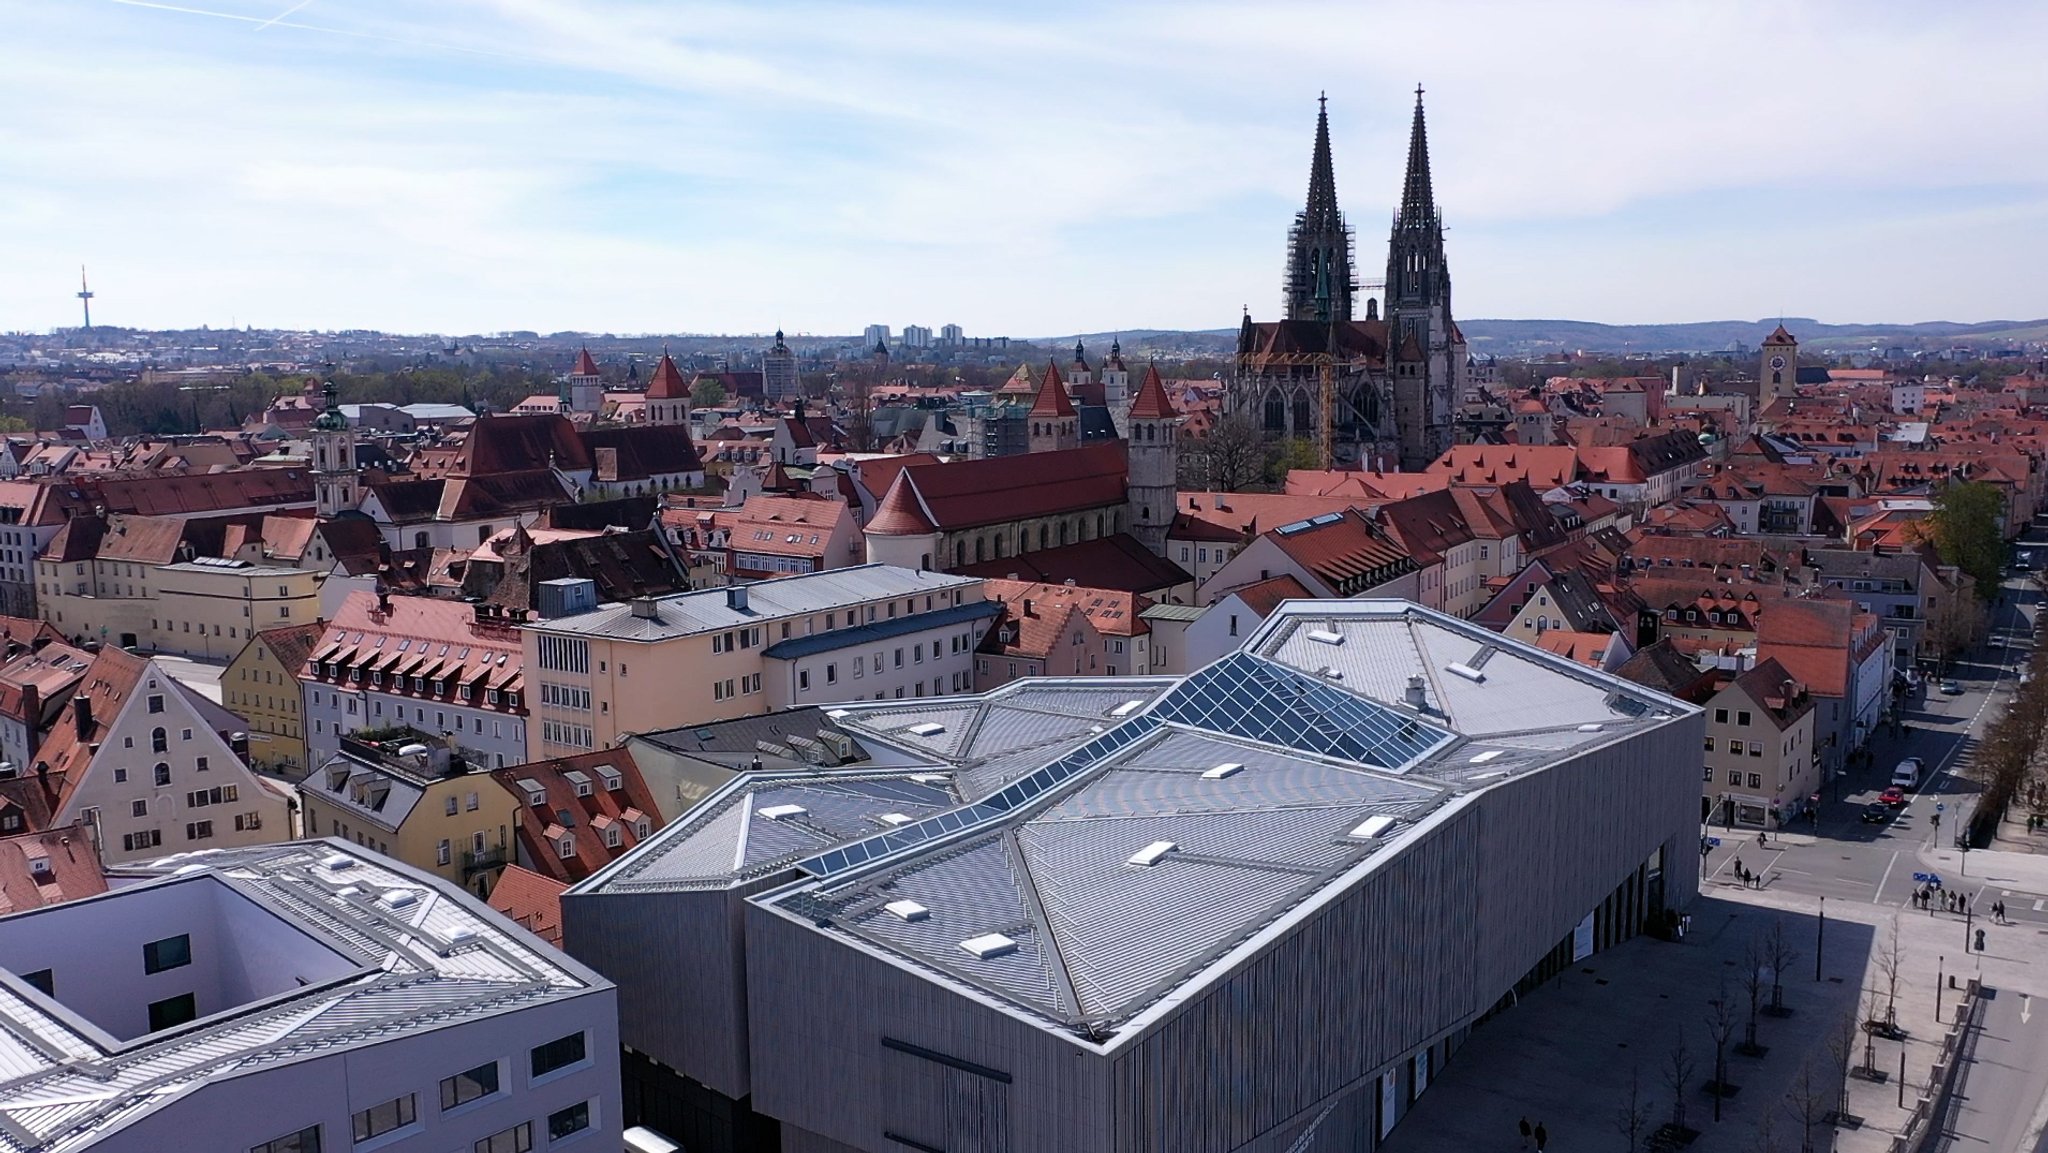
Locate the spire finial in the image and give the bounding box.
[1415,82,1425,103]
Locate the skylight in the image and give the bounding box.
[906,722,947,737]
[884,900,929,922]
[1201,762,1244,780]
[1348,816,1396,839]
[1109,700,1145,717]
[1468,749,1504,763]
[1445,662,1486,683]
[959,933,1017,959]
[878,813,913,826]
[1306,629,1344,645]
[759,804,807,820]
[1127,841,1177,867]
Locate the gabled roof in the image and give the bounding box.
[488,863,567,946]
[1765,324,1797,345]
[250,621,328,677]
[31,648,151,817]
[882,443,1128,533]
[957,534,1190,597]
[581,424,704,481]
[572,347,600,376]
[1225,574,1313,619]
[453,414,592,475]
[1615,638,1714,701]
[491,747,663,884]
[1262,509,1418,596]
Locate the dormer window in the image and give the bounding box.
[487,689,501,706]
[556,835,576,860]
[604,824,621,848]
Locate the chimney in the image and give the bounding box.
[629,597,660,620]
[72,695,92,740]
[375,580,392,616]
[1022,598,1034,617]
[1404,676,1429,711]
[727,585,750,613]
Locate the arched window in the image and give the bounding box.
[1061,521,1071,545]
[920,553,930,571]
[414,531,429,549]
[1263,390,1285,432]
[1095,514,1104,538]
[153,763,171,786]
[1292,392,1312,436]
[151,727,168,754]
[975,538,986,563]
[955,541,966,567]
[1039,526,1050,550]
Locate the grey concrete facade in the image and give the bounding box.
[566,601,1703,1153]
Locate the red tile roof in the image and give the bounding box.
[31,647,150,817]
[1030,361,1076,419]
[980,578,1151,641]
[886,442,1128,532]
[0,830,108,913]
[303,592,525,707]
[487,863,566,947]
[1263,509,1418,596]
[1129,364,1177,421]
[866,471,937,535]
[646,352,689,399]
[1228,574,1312,619]
[490,748,662,884]
[573,347,600,376]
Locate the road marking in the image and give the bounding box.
[1874,850,1899,904]
[2035,899,2044,912]
[2024,994,2032,1025]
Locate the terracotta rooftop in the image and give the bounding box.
[1129,364,1177,421]
[1029,361,1077,419]
[486,863,566,947]
[646,352,689,400]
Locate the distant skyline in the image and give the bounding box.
[6,2,2047,335]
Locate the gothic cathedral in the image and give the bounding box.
[1230,90,1463,471]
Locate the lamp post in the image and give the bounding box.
[1936,955,1944,1020]
[1815,896,1826,980]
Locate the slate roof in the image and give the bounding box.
[873,443,1129,533]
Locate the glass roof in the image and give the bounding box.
[1146,652,1454,771]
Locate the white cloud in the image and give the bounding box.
[3,1,2044,334]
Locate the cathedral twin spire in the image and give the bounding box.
[1283,87,1447,322]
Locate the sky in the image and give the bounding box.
[5,1,2047,337]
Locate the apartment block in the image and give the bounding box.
[521,566,995,760]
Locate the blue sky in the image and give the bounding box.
[5,1,2046,336]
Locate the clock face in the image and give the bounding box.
[1769,356,1786,370]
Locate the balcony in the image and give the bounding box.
[461,845,506,875]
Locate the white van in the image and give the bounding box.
[1891,758,1923,789]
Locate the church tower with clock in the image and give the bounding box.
[1761,324,1798,401]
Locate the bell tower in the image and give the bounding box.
[1761,324,1798,401]
[310,381,359,517]
[1126,364,1179,556]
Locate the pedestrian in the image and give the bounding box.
[1534,1121,1548,1152]
[1519,1117,1532,1149]
[1960,894,1969,915]
[1759,831,1768,848]
[1733,855,1744,882]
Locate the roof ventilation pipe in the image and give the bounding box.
[1404,676,1430,711]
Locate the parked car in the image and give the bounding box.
[1892,759,1923,789]
[1939,680,1963,695]
[1880,786,1907,807]
[1861,803,1893,824]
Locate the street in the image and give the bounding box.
[1699,528,2048,1152]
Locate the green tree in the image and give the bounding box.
[691,378,728,409]
[1928,481,2005,598]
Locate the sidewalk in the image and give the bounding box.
[1380,880,2041,1153]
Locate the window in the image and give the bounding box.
[148,694,164,714]
[1748,741,1763,758]
[1747,772,1763,789]
[547,1102,591,1142]
[122,829,162,853]
[152,728,168,754]
[475,1123,532,1153]
[195,756,209,772]
[143,933,192,974]
[186,821,214,841]
[1727,770,1741,785]
[115,767,128,783]
[439,1061,500,1110]
[1702,766,1713,782]
[797,670,809,691]
[1703,737,1715,753]
[466,792,479,811]
[531,1031,587,1078]
[1737,711,1752,727]
[445,796,459,817]
[147,992,197,1032]
[351,1094,417,1142]
[437,839,451,866]
[1713,708,1728,724]
[825,663,837,685]
[132,799,148,817]
[250,1130,319,1153]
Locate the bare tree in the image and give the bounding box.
[1178,415,1269,493]
[1783,1056,1831,1153]
[1661,1027,1698,1136]
[1857,986,1881,1076]
[1874,918,1904,1030]
[1741,936,1768,1055]
[1764,916,1801,1015]
[1751,1108,1784,1153]
[1824,1005,1861,1125]
[1614,1064,1651,1153]
[1704,975,1738,1122]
